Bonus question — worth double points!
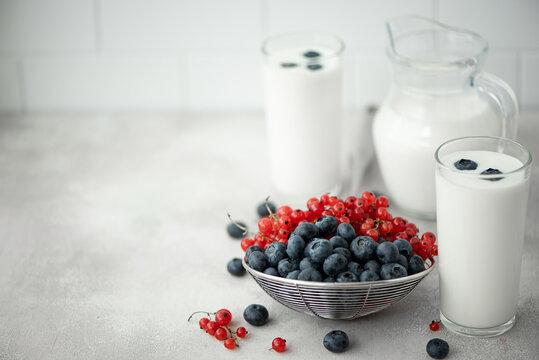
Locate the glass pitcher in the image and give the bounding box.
[372,16,518,219]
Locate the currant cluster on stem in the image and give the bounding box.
[241,192,437,261]
[188,308,248,350]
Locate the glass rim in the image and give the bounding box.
[435,136,533,179]
[261,31,345,59]
[386,15,489,71]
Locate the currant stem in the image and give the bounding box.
[226,213,249,236]
[187,311,213,322]
[225,326,237,341]
[265,196,278,221]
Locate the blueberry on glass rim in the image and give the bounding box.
[454,158,478,170]
[480,168,504,181]
[303,50,321,58]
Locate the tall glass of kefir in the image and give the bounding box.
[435,136,532,337]
[262,33,344,197]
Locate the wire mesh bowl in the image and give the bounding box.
[243,257,435,320]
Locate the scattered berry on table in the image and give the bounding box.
[214,327,227,341]
[272,337,287,352]
[205,321,219,336]
[257,199,277,217]
[227,258,245,277]
[236,327,248,338]
[323,330,349,353]
[215,309,232,326]
[227,221,247,239]
[430,320,440,332]
[224,338,236,349]
[199,317,210,330]
[426,338,449,359]
[243,304,269,326]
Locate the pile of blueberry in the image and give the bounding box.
[245,216,426,282]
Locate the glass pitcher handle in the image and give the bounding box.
[472,72,519,140]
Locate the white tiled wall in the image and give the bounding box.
[0,0,538,112]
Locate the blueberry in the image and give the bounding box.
[277,258,299,277]
[350,236,377,263]
[454,158,478,170]
[408,254,426,275]
[243,304,269,326]
[309,238,334,263]
[396,254,408,269]
[376,242,399,264]
[394,238,413,258]
[286,234,305,259]
[227,258,245,276]
[280,62,298,68]
[263,267,279,277]
[299,257,320,271]
[226,222,247,239]
[347,261,362,277]
[307,63,323,71]
[249,251,268,272]
[294,222,319,242]
[480,168,504,181]
[315,216,339,237]
[323,253,348,277]
[377,237,387,244]
[286,270,301,279]
[298,267,323,281]
[363,260,381,274]
[336,223,356,242]
[323,276,336,282]
[303,50,321,58]
[333,247,352,261]
[323,330,349,353]
[257,201,277,217]
[265,242,288,267]
[336,271,358,283]
[303,240,316,258]
[245,245,264,265]
[380,263,408,280]
[329,235,348,249]
[426,338,450,359]
[359,269,381,282]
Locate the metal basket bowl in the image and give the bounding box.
[243,257,435,320]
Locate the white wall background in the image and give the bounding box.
[0,0,538,113]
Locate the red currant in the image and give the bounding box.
[391,217,406,233]
[366,228,379,241]
[410,236,420,249]
[328,195,340,206]
[405,223,418,236]
[422,232,436,245]
[307,197,318,208]
[272,337,287,352]
[361,191,376,205]
[258,217,273,235]
[278,215,292,229]
[431,244,438,256]
[379,221,393,236]
[356,198,369,210]
[375,195,389,208]
[236,327,247,338]
[215,309,232,326]
[332,202,346,216]
[350,207,365,222]
[278,228,289,238]
[420,240,432,254]
[338,216,350,224]
[320,194,331,205]
[321,209,334,217]
[375,207,390,220]
[309,200,324,217]
[199,317,210,330]
[344,196,358,209]
[241,238,254,252]
[215,327,228,341]
[359,222,372,235]
[290,209,305,224]
[206,321,219,336]
[277,205,293,218]
[224,338,236,349]
[430,320,440,332]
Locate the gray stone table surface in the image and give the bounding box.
[0,112,537,360]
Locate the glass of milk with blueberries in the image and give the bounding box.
[262,33,344,198]
[435,136,532,337]
[373,16,519,219]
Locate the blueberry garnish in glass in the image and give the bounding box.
[303,50,321,58]
[454,158,478,170]
[480,168,504,181]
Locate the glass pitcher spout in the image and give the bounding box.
[386,15,489,73]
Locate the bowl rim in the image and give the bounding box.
[242,256,436,288]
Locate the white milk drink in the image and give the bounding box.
[263,34,343,196]
[436,148,530,333]
[373,89,501,218]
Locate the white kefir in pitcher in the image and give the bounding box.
[263,33,344,196]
